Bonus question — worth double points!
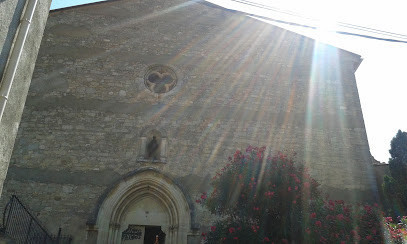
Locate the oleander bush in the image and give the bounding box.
[197,146,384,243]
[384,216,407,243]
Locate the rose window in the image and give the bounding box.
[144,65,177,94]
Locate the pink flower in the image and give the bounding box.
[288,187,292,192]
[335,200,344,205]
[310,212,317,218]
[315,221,322,227]
[229,227,235,233]
[211,226,216,232]
[233,237,238,240]
[234,150,241,160]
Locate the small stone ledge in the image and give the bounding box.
[136,158,167,164]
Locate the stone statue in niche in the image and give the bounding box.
[147,136,159,160]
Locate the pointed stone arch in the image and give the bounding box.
[92,169,191,243]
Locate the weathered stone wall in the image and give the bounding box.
[374,163,390,197]
[0,0,52,195]
[1,0,376,242]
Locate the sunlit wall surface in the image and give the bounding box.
[1,0,377,241]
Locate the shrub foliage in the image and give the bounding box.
[383,130,407,215]
[198,146,384,243]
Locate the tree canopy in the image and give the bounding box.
[389,130,407,179]
[384,130,407,215]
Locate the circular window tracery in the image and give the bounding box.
[144,65,177,94]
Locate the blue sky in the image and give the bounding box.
[51,0,106,9]
[50,0,407,163]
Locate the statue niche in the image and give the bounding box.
[146,136,160,160]
[139,129,167,163]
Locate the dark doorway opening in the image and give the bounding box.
[144,226,165,244]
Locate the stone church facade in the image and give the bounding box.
[1,0,377,243]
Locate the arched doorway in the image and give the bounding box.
[94,170,191,244]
